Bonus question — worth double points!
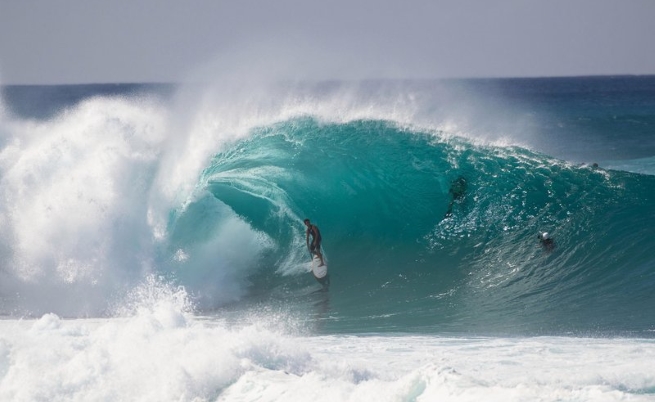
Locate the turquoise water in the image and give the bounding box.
[187,117,655,335]
[2,77,655,401]
[1,77,654,336]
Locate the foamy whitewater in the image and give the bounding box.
[0,77,654,401]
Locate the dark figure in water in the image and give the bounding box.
[538,232,555,252]
[304,218,324,266]
[445,176,467,217]
[304,218,329,288]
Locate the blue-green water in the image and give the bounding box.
[192,117,655,335]
[2,77,655,401]
[1,77,654,336]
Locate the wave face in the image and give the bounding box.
[191,118,655,335]
[1,79,654,336]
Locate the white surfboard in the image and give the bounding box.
[311,255,328,279]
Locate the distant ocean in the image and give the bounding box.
[1,77,654,400]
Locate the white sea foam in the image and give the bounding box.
[0,87,284,315]
[0,95,168,316]
[0,306,653,402]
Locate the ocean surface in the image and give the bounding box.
[0,77,654,400]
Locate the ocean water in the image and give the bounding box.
[0,77,654,401]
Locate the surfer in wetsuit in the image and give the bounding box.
[304,218,324,266]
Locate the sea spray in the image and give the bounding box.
[0,95,167,316]
[0,278,313,401]
[3,313,653,402]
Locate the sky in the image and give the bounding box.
[0,0,654,84]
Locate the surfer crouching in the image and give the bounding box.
[304,218,325,266]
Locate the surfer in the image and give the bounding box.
[304,218,325,266]
[445,176,467,217]
[538,232,555,252]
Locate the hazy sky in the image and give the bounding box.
[1,0,654,84]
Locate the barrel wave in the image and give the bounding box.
[2,79,655,402]
[170,117,655,335]
[2,81,654,337]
